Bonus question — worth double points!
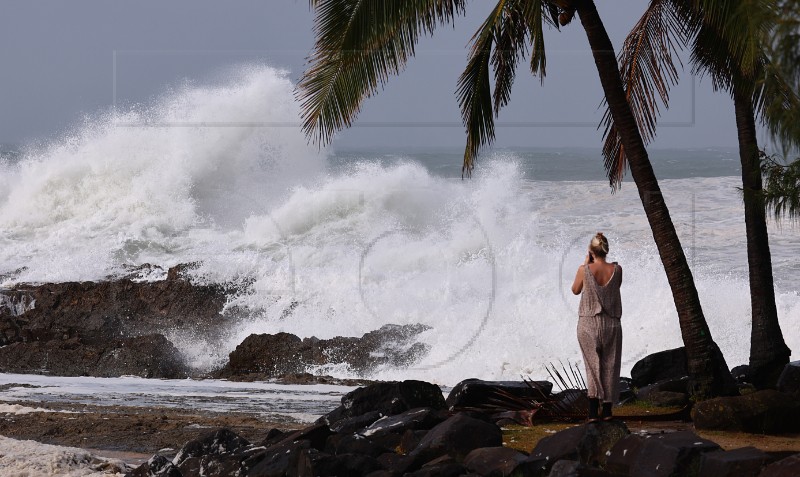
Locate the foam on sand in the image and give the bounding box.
[0,436,130,476]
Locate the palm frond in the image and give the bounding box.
[298,0,467,145]
[458,1,505,178]
[754,60,800,154]
[600,0,686,190]
[460,0,554,178]
[689,0,773,84]
[491,1,528,117]
[761,151,800,222]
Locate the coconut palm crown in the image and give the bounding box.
[297,0,739,399]
[601,0,798,388]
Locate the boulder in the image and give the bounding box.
[128,454,182,477]
[215,324,430,380]
[692,390,800,433]
[295,448,382,477]
[698,446,770,477]
[95,334,188,378]
[243,439,310,477]
[636,377,689,401]
[445,379,553,410]
[618,377,636,404]
[223,332,306,377]
[172,428,250,468]
[631,347,688,388]
[731,365,752,384]
[326,433,390,458]
[397,430,428,455]
[632,346,737,397]
[605,430,721,477]
[462,446,537,477]
[646,391,690,408]
[274,423,333,451]
[0,274,226,346]
[776,361,800,395]
[0,333,188,378]
[319,380,445,429]
[760,453,800,477]
[547,459,618,477]
[330,411,383,434]
[403,459,465,477]
[527,420,629,472]
[360,407,446,439]
[0,271,229,378]
[406,413,503,468]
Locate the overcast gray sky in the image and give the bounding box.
[1,1,746,150]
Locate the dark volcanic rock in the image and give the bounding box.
[731,364,752,384]
[0,333,188,378]
[462,446,534,477]
[244,439,311,477]
[445,378,553,410]
[319,380,446,429]
[406,413,503,467]
[172,428,250,468]
[646,390,690,408]
[776,360,800,395]
[0,274,226,346]
[296,448,382,477]
[760,453,800,477]
[222,332,305,376]
[95,334,188,378]
[359,407,446,439]
[698,446,770,477]
[128,455,182,477]
[528,420,629,472]
[631,347,688,388]
[692,390,800,433]
[215,324,430,380]
[633,346,736,397]
[547,459,618,476]
[605,430,721,477]
[635,377,690,401]
[0,271,229,378]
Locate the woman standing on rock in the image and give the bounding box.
[571,232,623,421]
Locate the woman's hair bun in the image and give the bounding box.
[590,232,609,256]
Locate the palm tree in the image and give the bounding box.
[297,0,736,399]
[602,0,797,388]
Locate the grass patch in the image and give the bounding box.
[502,423,575,453]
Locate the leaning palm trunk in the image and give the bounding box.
[575,0,735,399]
[734,85,791,389]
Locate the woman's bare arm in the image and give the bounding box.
[571,265,584,295]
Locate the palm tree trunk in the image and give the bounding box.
[574,0,736,399]
[733,86,791,389]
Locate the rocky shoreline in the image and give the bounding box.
[117,378,800,477]
[2,270,800,476]
[0,266,430,381]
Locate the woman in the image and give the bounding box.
[571,232,623,421]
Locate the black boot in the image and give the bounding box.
[601,402,613,420]
[587,398,600,422]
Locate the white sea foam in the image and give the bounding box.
[0,404,78,415]
[0,64,797,386]
[0,436,129,476]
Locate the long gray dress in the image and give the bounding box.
[577,262,622,403]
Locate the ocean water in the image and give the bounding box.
[0,65,798,386]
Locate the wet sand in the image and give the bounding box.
[0,400,303,465]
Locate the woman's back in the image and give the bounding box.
[588,261,617,287]
[580,261,622,319]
